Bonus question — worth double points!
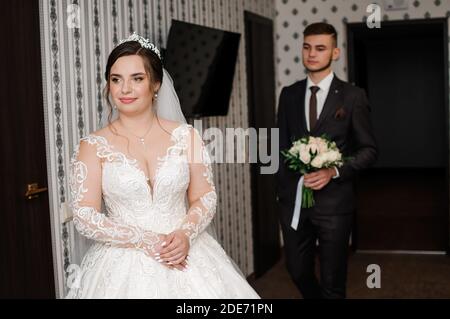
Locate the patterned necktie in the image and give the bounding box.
[309,86,320,131]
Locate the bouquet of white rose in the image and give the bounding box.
[281,135,344,208]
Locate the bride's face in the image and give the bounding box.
[109,55,159,115]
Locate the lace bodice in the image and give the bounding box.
[68,123,217,254]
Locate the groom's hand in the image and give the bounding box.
[304,168,336,190]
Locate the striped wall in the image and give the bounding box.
[39,0,275,297]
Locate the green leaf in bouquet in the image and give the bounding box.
[309,148,318,157]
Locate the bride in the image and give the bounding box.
[66,33,260,299]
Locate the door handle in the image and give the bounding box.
[25,183,48,200]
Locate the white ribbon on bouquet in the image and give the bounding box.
[290,175,305,230]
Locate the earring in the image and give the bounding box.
[154,93,158,100]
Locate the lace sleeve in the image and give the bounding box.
[179,127,217,245]
[69,137,163,254]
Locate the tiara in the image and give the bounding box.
[118,32,162,60]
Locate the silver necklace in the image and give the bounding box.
[119,118,154,147]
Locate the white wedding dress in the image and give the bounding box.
[66,123,259,299]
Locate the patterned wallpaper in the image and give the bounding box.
[275,0,450,93]
[39,0,274,297]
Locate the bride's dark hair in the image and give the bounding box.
[103,41,163,124]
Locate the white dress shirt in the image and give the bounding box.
[304,71,334,131]
[304,72,340,179]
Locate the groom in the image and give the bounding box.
[276,23,377,298]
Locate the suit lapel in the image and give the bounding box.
[293,80,307,140]
[311,76,343,135]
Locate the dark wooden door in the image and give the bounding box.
[0,0,55,298]
[245,11,280,277]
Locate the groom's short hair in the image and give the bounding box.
[303,23,338,47]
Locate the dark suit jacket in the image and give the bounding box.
[276,75,378,224]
